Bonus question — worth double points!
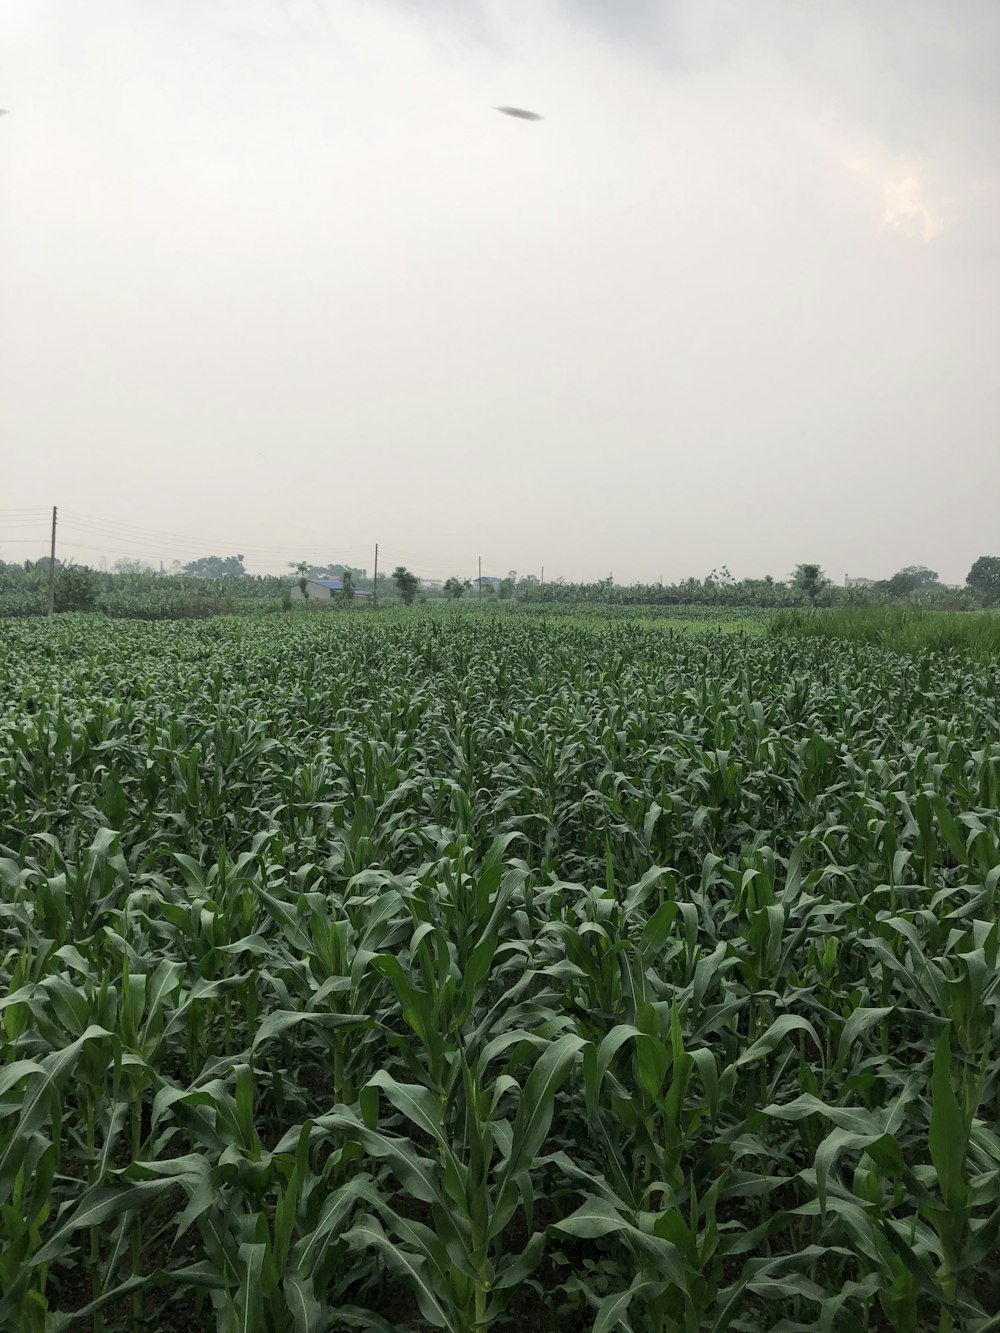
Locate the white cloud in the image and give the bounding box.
[882,175,950,242]
[844,152,954,242]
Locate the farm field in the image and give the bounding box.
[492,605,771,635]
[1,611,1000,1332]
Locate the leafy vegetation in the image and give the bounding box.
[513,569,981,611]
[790,563,829,606]
[3,551,998,621]
[772,606,1000,662]
[181,554,248,578]
[967,557,1000,608]
[392,567,420,606]
[1,611,999,1331]
[0,564,285,619]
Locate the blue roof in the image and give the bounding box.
[308,579,370,597]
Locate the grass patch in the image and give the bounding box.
[770,605,1000,660]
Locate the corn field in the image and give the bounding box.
[2,612,999,1332]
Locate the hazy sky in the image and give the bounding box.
[2,0,998,584]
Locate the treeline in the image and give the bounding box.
[511,574,980,611]
[0,561,404,619]
[3,556,997,620]
[0,563,285,620]
[433,561,1000,610]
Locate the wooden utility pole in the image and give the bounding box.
[46,506,57,617]
[372,542,379,609]
[478,555,482,602]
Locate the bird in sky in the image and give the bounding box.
[495,106,543,121]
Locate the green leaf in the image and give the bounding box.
[733,1015,820,1070]
[494,1034,586,1233]
[364,1070,447,1150]
[236,1241,266,1333]
[494,1230,546,1290]
[554,1196,631,1240]
[250,1009,367,1053]
[284,1272,324,1333]
[33,1180,176,1266]
[553,1197,688,1291]
[594,1281,662,1333]
[928,1027,969,1213]
[836,1006,893,1068]
[344,1214,457,1332]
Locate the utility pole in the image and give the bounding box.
[372,543,379,609]
[46,506,57,617]
[478,555,482,602]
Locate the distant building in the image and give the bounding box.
[844,575,875,588]
[290,578,369,601]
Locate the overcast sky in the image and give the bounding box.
[2,0,998,583]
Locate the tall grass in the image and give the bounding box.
[771,605,1000,660]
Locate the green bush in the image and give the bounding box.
[54,564,96,612]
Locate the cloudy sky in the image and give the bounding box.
[2,0,998,583]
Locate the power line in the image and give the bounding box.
[60,527,270,560]
[60,528,353,564]
[61,509,366,558]
[10,506,500,582]
[60,511,464,568]
[61,518,285,556]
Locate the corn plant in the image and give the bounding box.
[0,610,998,1329]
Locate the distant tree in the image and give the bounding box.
[113,558,153,575]
[791,563,829,606]
[340,569,354,604]
[885,565,939,596]
[967,555,1000,607]
[392,566,420,605]
[443,577,470,600]
[54,564,96,612]
[498,577,516,601]
[290,561,310,600]
[310,563,366,582]
[183,554,246,578]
